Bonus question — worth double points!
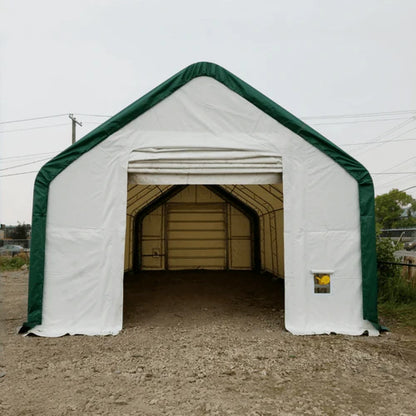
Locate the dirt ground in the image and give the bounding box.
[1,270,416,416]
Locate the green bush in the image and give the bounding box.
[378,302,416,328]
[0,255,29,271]
[376,236,416,304]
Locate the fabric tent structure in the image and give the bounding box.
[22,62,380,337]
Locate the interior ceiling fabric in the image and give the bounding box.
[22,62,379,337]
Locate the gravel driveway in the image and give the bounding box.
[1,270,415,415]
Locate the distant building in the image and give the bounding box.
[0,224,31,248]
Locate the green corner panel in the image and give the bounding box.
[23,62,379,331]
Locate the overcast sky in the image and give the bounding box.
[1,0,415,224]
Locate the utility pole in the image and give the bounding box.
[68,113,82,144]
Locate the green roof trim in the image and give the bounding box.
[22,62,379,332]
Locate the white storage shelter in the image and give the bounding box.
[22,62,380,337]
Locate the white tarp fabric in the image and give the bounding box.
[127,136,282,185]
[29,76,378,337]
[128,145,282,184]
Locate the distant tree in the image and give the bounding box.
[375,189,416,229]
[9,222,31,239]
[376,232,402,302]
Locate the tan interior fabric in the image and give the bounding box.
[125,184,281,275]
[134,185,253,271]
[166,203,227,270]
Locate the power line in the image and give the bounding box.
[351,125,416,152]
[75,113,111,118]
[0,151,61,161]
[392,125,416,138]
[0,157,52,172]
[371,156,416,187]
[0,123,69,134]
[373,156,416,188]
[341,137,416,146]
[2,110,414,125]
[0,120,103,134]
[0,170,39,178]
[311,117,410,126]
[302,110,416,120]
[374,173,415,189]
[372,173,415,193]
[371,172,416,175]
[381,155,416,173]
[353,117,416,156]
[0,114,68,125]
[376,117,416,139]
[3,110,413,125]
[401,185,416,192]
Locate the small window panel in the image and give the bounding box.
[311,270,334,294]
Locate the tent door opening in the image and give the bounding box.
[133,185,260,272]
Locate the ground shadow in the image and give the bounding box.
[123,270,284,329]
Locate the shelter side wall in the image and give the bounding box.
[33,134,132,336]
[282,137,376,335]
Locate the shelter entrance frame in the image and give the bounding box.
[132,185,261,272]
